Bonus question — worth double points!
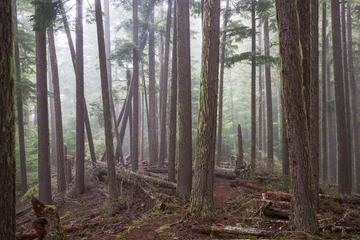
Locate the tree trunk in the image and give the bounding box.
[347,4,360,193]
[75,0,85,195]
[258,27,263,156]
[332,0,351,194]
[47,27,66,193]
[250,0,256,176]
[236,124,244,169]
[132,0,139,172]
[176,0,192,200]
[264,18,273,173]
[94,0,118,198]
[0,0,16,237]
[159,0,172,168]
[168,2,177,183]
[48,64,56,169]
[277,88,282,156]
[14,0,28,193]
[276,0,318,232]
[191,0,220,217]
[216,0,230,166]
[321,2,328,183]
[281,86,289,176]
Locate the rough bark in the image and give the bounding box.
[281,87,289,176]
[216,0,230,166]
[75,0,85,195]
[190,0,220,217]
[276,0,318,232]
[48,64,56,169]
[176,0,192,200]
[168,2,177,183]
[236,124,244,169]
[332,0,351,194]
[47,27,66,193]
[132,0,139,172]
[277,88,282,156]
[94,0,118,198]
[264,18,273,173]
[0,0,16,237]
[347,4,360,193]
[258,27,264,155]
[321,2,328,183]
[14,0,28,193]
[250,0,256,176]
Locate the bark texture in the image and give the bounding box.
[250,0,256,176]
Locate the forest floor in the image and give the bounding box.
[15,163,360,240]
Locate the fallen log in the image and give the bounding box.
[215,172,237,180]
[144,167,168,173]
[230,180,265,192]
[16,223,84,240]
[192,225,273,238]
[266,191,292,201]
[261,204,290,220]
[16,205,32,218]
[251,199,290,210]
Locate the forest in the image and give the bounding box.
[2,0,360,239]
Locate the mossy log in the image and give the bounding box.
[192,225,273,238]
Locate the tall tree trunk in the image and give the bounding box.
[159,0,172,168]
[191,0,220,217]
[216,0,230,166]
[0,0,16,237]
[277,88,282,156]
[47,27,66,193]
[168,2,177,183]
[176,0,192,200]
[250,0,256,176]
[58,0,97,164]
[332,0,351,194]
[276,0,318,232]
[75,0,85,195]
[14,0,28,193]
[94,0,118,198]
[310,0,319,208]
[132,0,139,172]
[148,10,158,166]
[264,18,273,172]
[281,86,289,176]
[258,26,263,156]
[321,2,328,183]
[347,3,360,193]
[236,124,244,169]
[35,3,53,204]
[48,65,56,168]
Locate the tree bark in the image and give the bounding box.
[276,0,318,232]
[191,0,220,217]
[14,0,28,193]
[258,27,263,156]
[168,2,177,183]
[250,0,256,176]
[216,0,230,167]
[48,62,56,169]
[94,0,118,198]
[0,0,16,237]
[236,124,244,170]
[347,3,360,193]
[332,0,351,194]
[47,27,66,193]
[75,0,85,195]
[264,18,273,173]
[176,0,193,200]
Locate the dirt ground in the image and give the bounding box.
[15,167,360,240]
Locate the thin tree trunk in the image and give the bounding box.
[47,27,66,193]
[258,26,263,156]
[347,3,360,193]
[281,86,289,176]
[14,0,28,193]
[277,88,282,156]
[48,64,56,169]
[250,0,256,176]
[264,18,273,172]
[159,0,172,168]
[236,124,244,169]
[216,0,230,166]
[94,0,118,198]
[75,0,85,195]
[168,2,177,183]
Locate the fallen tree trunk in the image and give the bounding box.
[251,199,290,210]
[16,205,32,218]
[193,225,273,238]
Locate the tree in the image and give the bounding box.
[47,27,66,193]
[35,0,53,204]
[216,0,230,167]
[168,2,177,183]
[148,9,158,166]
[132,0,139,172]
[331,0,351,194]
[0,0,16,237]
[159,0,172,168]
[75,0,85,195]
[275,0,318,232]
[94,0,118,198]
[263,18,273,172]
[14,0,28,193]
[250,0,256,176]
[347,3,360,193]
[176,0,192,200]
[191,0,220,216]
[236,124,244,170]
